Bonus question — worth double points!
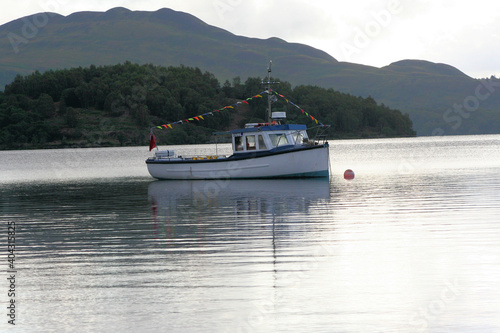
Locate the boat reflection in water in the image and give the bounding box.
[148,179,331,245]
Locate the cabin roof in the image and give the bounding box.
[230,124,307,134]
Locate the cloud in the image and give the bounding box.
[418,16,500,77]
[1,0,37,24]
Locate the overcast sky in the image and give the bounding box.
[2,0,499,78]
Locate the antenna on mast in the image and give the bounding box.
[267,60,272,122]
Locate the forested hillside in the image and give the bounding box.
[0,62,415,150]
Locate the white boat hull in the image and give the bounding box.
[146,144,329,180]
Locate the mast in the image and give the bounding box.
[262,60,279,123]
[267,60,273,123]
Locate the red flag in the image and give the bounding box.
[149,131,157,151]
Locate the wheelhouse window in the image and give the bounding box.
[293,131,306,145]
[234,136,243,151]
[246,135,256,150]
[257,135,267,150]
[269,133,289,147]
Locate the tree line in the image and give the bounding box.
[0,62,415,149]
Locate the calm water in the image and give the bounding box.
[1,135,500,333]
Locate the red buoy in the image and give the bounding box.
[344,169,355,180]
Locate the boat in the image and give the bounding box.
[146,62,330,180]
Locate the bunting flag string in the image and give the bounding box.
[268,90,324,126]
[153,90,325,130]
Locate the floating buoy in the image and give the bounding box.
[344,169,355,180]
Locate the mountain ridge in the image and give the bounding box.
[1,7,499,135]
[383,59,470,77]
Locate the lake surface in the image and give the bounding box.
[1,135,500,332]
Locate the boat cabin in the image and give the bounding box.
[230,123,310,154]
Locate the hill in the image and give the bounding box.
[0,7,499,136]
[0,63,415,150]
[0,7,337,85]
